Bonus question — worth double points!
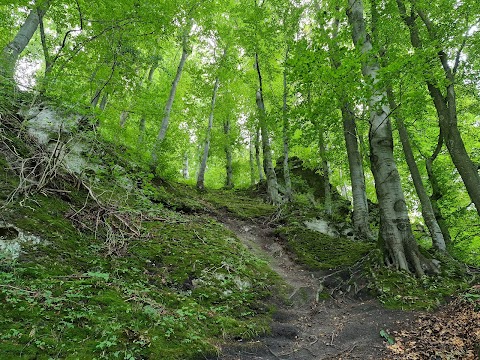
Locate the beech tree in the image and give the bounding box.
[197,59,222,190]
[387,88,447,252]
[346,0,437,275]
[395,0,480,217]
[255,53,281,204]
[1,1,50,82]
[152,20,192,161]
[328,16,373,240]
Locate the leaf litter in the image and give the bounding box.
[387,287,480,359]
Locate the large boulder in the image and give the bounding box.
[275,156,350,216]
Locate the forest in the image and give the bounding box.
[0,0,479,359]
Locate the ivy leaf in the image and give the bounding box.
[380,329,395,345]
[86,271,110,281]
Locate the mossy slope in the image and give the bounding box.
[0,157,279,360]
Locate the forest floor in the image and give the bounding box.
[211,214,480,360]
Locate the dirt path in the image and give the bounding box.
[213,217,414,360]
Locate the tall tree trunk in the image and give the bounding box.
[249,132,256,186]
[396,0,480,217]
[37,6,51,93]
[120,111,129,128]
[255,53,281,204]
[152,24,191,162]
[255,126,264,182]
[329,17,372,239]
[153,48,188,147]
[347,0,437,276]
[91,89,102,108]
[99,92,108,111]
[1,2,50,81]
[137,60,159,142]
[183,152,189,180]
[387,88,447,252]
[224,116,234,189]
[196,76,220,190]
[318,128,332,215]
[341,103,373,240]
[425,133,452,246]
[138,117,146,144]
[282,51,293,201]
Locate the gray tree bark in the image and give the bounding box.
[196,76,220,190]
[37,6,51,79]
[1,2,50,81]
[224,116,234,189]
[425,133,452,246]
[154,48,188,145]
[328,17,373,240]
[255,127,264,182]
[138,60,159,143]
[387,88,446,252]
[341,103,374,240]
[249,132,256,186]
[152,23,191,161]
[282,51,293,201]
[183,152,189,180]
[396,0,480,217]
[347,0,437,276]
[99,93,108,111]
[120,111,129,128]
[318,128,332,215]
[255,53,281,204]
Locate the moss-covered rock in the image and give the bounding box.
[276,225,374,270]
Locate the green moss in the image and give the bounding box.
[201,189,276,219]
[369,266,471,310]
[276,225,374,270]
[0,167,280,359]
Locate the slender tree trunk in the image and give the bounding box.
[282,51,293,201]
[91,89,102,108]
[341,103,373,240]
[99,92,108,111]
[249,132,256,186]
[224,117,234,189]
[37,6,52,88]
[396,0,480,217]
[426,133,452,246]
[387,89,446,252]
[183,152,189,179]
[255,53,281,204]
[154,48,188,146]
[318,128,332,215]
[152,23,191,162]
[347,0,437,276]
[120,111,129,127]
[339,169,348,198]
[196,76,220,190]
[328,17,372,239]
[137,60,159,142]
[255,126,264,182]
[1,2,50,81]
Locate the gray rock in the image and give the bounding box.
[0,223,44,259]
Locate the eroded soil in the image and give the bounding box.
[213,217,415,360]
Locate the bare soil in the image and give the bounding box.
[212,216,415,360]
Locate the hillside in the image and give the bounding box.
[0,106,478,359]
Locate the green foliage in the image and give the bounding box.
[2,0,480,348]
